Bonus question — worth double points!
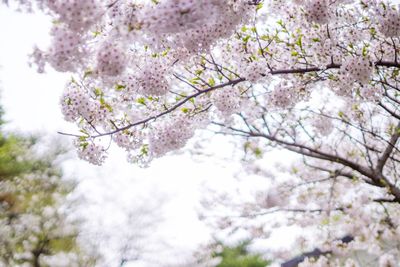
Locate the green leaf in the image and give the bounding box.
[100,97,113,112]
[295,35,303,48]
[94,88,103,97]
[243,35,251,43]
[140,144,149,156]
[83,69,93,79]
[189,77,200,85]
[92,31,101,37]
[137,97,146,105]
[254,147,263,158]
[115,84,126,91]
[208,77,215,86]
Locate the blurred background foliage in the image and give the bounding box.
[212,241,270,267]
[0,106,98,266]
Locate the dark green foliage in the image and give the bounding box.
[0,104,35,180]
[213,241,270,267]
[0,134,35,180]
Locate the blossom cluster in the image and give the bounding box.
[26,0,400,169]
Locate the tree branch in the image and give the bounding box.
[60,60,400,139]
[376,121,400,173]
